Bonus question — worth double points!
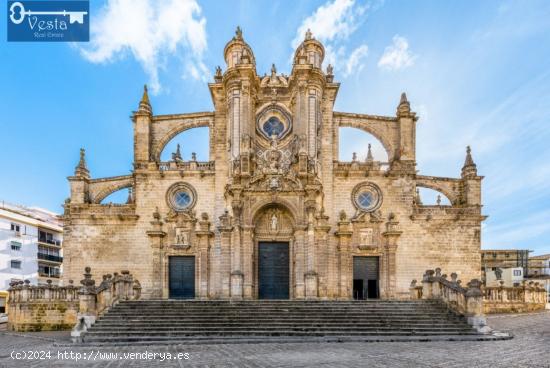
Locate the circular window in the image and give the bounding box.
[166,183,197,212]
[256,105,292,140]
[352,183,382,212]
[262,117,284,138]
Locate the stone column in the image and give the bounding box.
[218,211,233,299]
[382,215,402,299]
[304,200,318,299]
[146,210,166,299]
[293,226,307,299]
[315,215,331,299]
[242,225,254,299]
[230,201,243,299]
[195,214,213,299]
[335,214,353,299]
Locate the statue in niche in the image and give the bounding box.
[175,227,189,246]
[270,212,278,231]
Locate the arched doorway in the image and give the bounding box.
[252,204,296,299]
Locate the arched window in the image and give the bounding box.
[339,127,389,162]
[160,127,209,162]
[416,188,451,205]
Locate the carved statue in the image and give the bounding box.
[271,213,278,231]
[175,228,189,245]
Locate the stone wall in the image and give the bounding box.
[7,280,79,332]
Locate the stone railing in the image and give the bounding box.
[410,268,489,332]
[7,267,141,339]
[158,161,215,172]
[483,281,547,314]
[7,279,80,332]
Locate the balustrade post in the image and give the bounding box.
[464,279,487,331]
[421,270,435,299]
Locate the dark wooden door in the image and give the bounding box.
[169,256,195,299]
[258,242,289,299]
[353,256,379,299]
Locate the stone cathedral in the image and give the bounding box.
[63,29,484,300]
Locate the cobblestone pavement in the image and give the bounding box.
[0,311,548,368]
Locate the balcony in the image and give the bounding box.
[38,238,62,247]
[37,253,63,263]
[38,271,60,278]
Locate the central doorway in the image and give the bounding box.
[258,242,289,299]
[353,256,379,299]
[169,256,195,299]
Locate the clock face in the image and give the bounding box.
[352,183,382,212]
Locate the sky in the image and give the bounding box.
[1,0,549,255]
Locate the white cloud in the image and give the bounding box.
[343,44,368,77]
[80,0,208,93]
[377,35,416,71]
[292,0,381,77]
[291,0,365,49]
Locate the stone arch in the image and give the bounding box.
[334,112,399,162]
[338,127,389,162]
[151,113,214,162]
[94,184,133,204]
[89,175,134,204]
[415,183,457,206]
[249,198,299,227]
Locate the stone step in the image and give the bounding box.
[95,320,463,328]
[84,330,478,338]
[82,300,479,343]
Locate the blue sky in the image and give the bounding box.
[1,0,549,255]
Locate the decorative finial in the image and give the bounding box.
[305,28,312,40]
[172,143,183,162]
[235,26,243,40]
[141,84,149,104]
[366,143,373,163]
[415,188,422,205]
[126,187,133,204]
[397,92,411,117]
[461,145,477,178]
[74,148,90,178]
[352,152,357,161]
[138,84,152,114]
[191,152,197,161]
[214,66,222,82]
[271,63,277,77]
[327,64,333,75]
[153,207,160,220]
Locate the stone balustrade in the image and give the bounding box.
[483,280,547,314]
[410,268,488,332]
[7,267,141,337]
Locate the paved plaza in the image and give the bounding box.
[0,311,548,368]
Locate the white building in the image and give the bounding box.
[0,201,63,293]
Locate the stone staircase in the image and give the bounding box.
[82,300,495,344]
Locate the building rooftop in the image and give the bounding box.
[0,200,62,231]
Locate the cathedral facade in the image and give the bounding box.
[63,29,484,300]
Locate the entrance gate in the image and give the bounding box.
[169,256,195,299]
[258,242,289,299]
[353,256,379,299]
